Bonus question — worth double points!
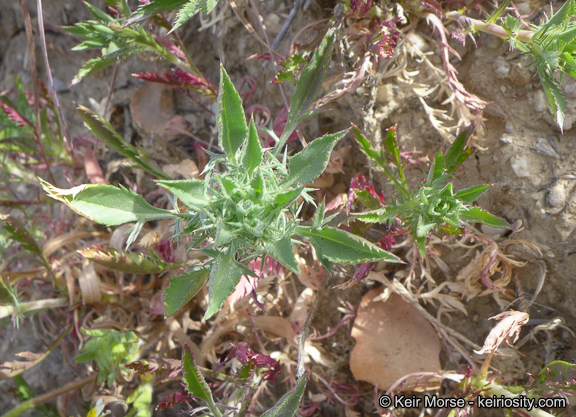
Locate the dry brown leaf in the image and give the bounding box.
[289,288,314,328]
[130,83,186,140]
[350,289,442,392]
[310,172,334,189]
[474,310,529,355]
[325,146,350,174]
[84,147,105,184]
[163,159,200,179]
[78,260,102,305]
[249,316,297,342]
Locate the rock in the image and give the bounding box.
[547,183,566,209]
[533,89,547,112]
[493,58,510,79]
[510,155,530,178]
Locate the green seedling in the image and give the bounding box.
[353,125,509,257]
[447,0,576,131]
[75,328,139,387]
[63,0,212,90]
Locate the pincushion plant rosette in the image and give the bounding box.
[41,30,401,320]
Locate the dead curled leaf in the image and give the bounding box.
[130,83,186,140]
[78,260,102,305]
[84,147,105,184]
[474,310,529,355]
[350,289,442,392]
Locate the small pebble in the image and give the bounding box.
[533,90,547,112]
[510,155,530,178]
[547,183,566,209]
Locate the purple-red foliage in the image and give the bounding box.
[126,358,182,379]
[134,69,217,98]
[226,342,281,383]
[157,389,192,410]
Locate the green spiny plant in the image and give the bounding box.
[125,0,222,33]
[352,125,509,257]
[447,0,576,131]
[63,0,213,93]
[41,29,400,322]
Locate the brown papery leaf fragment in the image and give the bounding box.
[84,147,105,184]
[474,310,529,355]
[130,83,186,140]
[350,289,442,392]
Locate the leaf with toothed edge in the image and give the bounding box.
[296,226,401,264]
[204,249,244,320]
[264,236,301,275]
[164,269,210,317]
[40,179,176,226]
[261,373,308,417]
[276,28,336,152]
[282,130,348,187]
[80,246,167,274]
[156,179,208,211]
[217,66,247,164]
[181,345,215,406]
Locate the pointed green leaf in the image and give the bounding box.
[416,218,435,238]
[383,125,400,166]
[535,360,576,387]
[454,184,491,203]
[541,78,566,131]
[0,214,42,256]
[156,179,208,210]
[276,28,335,152]
[460,207,510,228]
[164,269,210,316]
[171,0,202,33]
[78,105,170,180]
[217,66,247,163]
[182,345,214,405]
[40,179,175,226]
[272,186,304,210]
[199,0,219,14]
[79,246,167,274]
[204,249,244,320]
[71,57,119,86]
[432,150,445,181]
[214,224,236,246]
[251,170,264,200]
[352,207,391,223]
[445,126,473,173]
[352,125,380,163]
[264,237,301,275]
[241,118,263,176]
[125,0,188,26]
[297,226,401,264]
[283,130,347,187]
[261,373,308,417]
[536,0,575,38]
[219,176,238,197]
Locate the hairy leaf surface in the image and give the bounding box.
[217,66,247,164]
[283,130,347,187]
[40,180,175,226]
[297,226,401,264]
[165,269,210,316]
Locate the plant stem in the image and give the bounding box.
[1,374,97,417]
[446,12,533,43]
[0,297,68,320]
